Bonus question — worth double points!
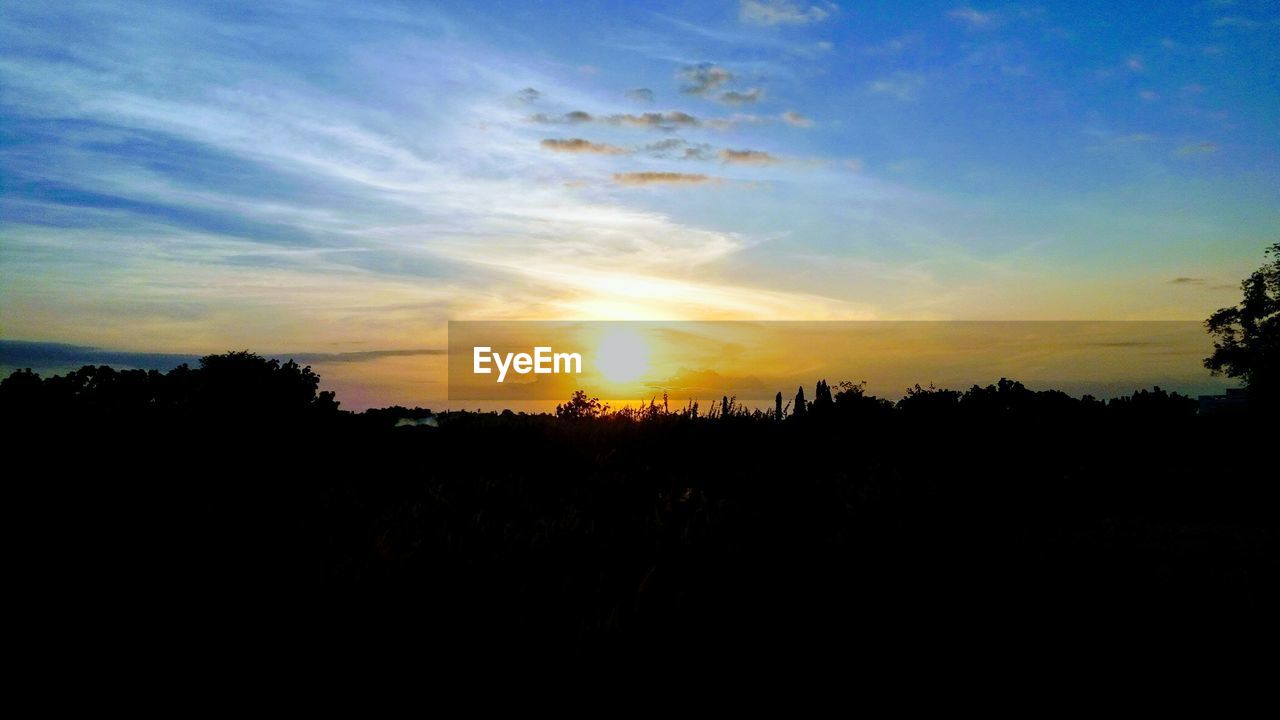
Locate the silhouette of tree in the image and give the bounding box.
[897,383,962,418]
[831,380,893,419]
[1205,242,1280,405]
[555,390,608,419]
[793,385,806,417]
[811,379,834,416]
[0,350,338,424]
[775,391,783,421]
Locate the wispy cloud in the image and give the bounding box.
[626,88,654,102]
[863,34,920,56]
[781,110,812,127]
[867,72,925,101]
[1213,16,1260,29]
[290,348,447,363]
[739,0,834,26]
[948,7,998,28]
[529,110,594,124]
[720,149,780,164]
[608,111,701,129]
[613,172,715,186]
[529,110,701,130]
[720,88,763,105]
[1176,142,1219,156]
[678,63,734,96]
[515,87,541,103]
[540,138,628,154]
[1169,277,1206,285]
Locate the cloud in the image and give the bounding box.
[0,340,445,371]
[739,0,834,25]
[613,172,714,186]
[643,138,713,160]
[605,111,701,129]
[515,87,541,103]
[578,64,600,75]
[948,7,998,28]
[678,63,734,96]
[1213,16,1260,28]
[720,88,763,105]
[540,138,628,154]
[1138,90,1160,101]
[1169,277,1206,285]
[720,149,779,164]
[863,34,919,56]
[528,110,594,124]
[1126,55,1144,72]
[781,110,812,127]
[289,348,447,363]
[867,72,925,101]
[705,114,770,130]
[0,340,199,372]
[530,110,703,131]
[626,88,654,102]
[843,158,864,172]
[647,367,771,396]
[1176,142,1218,156]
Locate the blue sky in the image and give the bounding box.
[2,1,1278,373]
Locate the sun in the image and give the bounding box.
[594,328,650,384]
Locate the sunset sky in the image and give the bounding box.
[2,1,1278,407]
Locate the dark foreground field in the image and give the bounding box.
[7,380,1275,655]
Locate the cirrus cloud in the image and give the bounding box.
[867,72,925,101]
[739,0,835,26]
[781,110,812,127]
[720,149,780,164]
[540,138,628,154]
[720,88,763,105]
[613,172,714,186]
[1176,142,1219,156]
[948,7,998,28]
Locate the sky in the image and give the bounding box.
[1,1,1278,407]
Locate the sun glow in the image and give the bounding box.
[594,328,650,384]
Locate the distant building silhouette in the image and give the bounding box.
[1198,388,1249,416]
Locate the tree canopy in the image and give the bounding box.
[1205,242,1279,404]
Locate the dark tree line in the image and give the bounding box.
[0,350,339,424]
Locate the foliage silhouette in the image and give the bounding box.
[1205,241,1280,406]
[2,350,1272,651]
[555,389,608,419]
